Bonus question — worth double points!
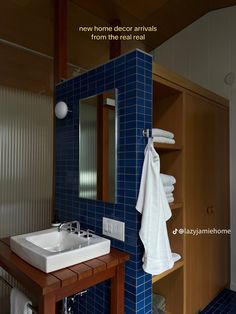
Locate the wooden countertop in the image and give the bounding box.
[0,237,129,314]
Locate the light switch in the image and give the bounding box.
[102,217,125,242]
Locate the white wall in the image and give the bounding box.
[152,6,236,291]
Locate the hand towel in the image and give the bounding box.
[152,128,174,139]
[153,137,175,144]
[164,185,174,194]
[160,173,176,186]
[136,138,174,275]
[10,287,32,314]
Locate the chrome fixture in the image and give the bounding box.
[142,128,152,138]
[83,229,95,238]
[58,220,80,234]
[62,290,88,314]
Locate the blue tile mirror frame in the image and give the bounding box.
[55,49,153,314]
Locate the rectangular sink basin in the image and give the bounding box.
[10,228,110,273]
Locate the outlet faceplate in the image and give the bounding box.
[102,217,125,242]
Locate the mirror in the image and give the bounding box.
[79,89,117,203]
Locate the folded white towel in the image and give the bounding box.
[10,287,32,314]
[160,173,176,186]
[172,252,181,263]
[166,192,174,199]
[153,137,175,144]
[164,185,174,194]
[152,128,174,139]
[167,196,174,203]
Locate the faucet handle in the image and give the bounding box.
[84,229,95,238]
[87,229,95,234]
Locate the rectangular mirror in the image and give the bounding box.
[79,89,117,203]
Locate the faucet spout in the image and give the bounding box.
[58,220,80,234]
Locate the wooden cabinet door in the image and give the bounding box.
[184,93,215,313]
[208,104,230,300]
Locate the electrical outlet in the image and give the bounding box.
[102,217,125,242]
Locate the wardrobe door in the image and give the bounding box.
[209,104,230,300]
[185,93,215,313]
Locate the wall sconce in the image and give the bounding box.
[55,101,70,119]
[224,72,235,86]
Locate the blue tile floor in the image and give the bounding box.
[201,289,236,313]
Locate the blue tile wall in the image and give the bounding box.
[55,49,153,314]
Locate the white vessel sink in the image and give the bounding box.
[10,228,110,273]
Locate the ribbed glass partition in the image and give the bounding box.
[0,86,53,312]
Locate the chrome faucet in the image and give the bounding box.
[58,220,80,234]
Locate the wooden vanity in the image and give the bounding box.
[0,238,129,314]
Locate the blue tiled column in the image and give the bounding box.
[55,49,153,314]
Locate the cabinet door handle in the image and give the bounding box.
[206,207,211,214]
[206,206,214,214]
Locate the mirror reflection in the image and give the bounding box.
[79,89,117,203]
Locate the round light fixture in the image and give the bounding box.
[224,72,235,86]
[55,101,69,119]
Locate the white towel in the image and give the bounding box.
[167,196,174,203]
[164,185,174,194]
[153,137,175,144]
[136,138,174,275]
[152,128,174,139]
[172,252,181,263]
[166,192,173,199]
[160,173,176,186]
[10,288,32,314]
